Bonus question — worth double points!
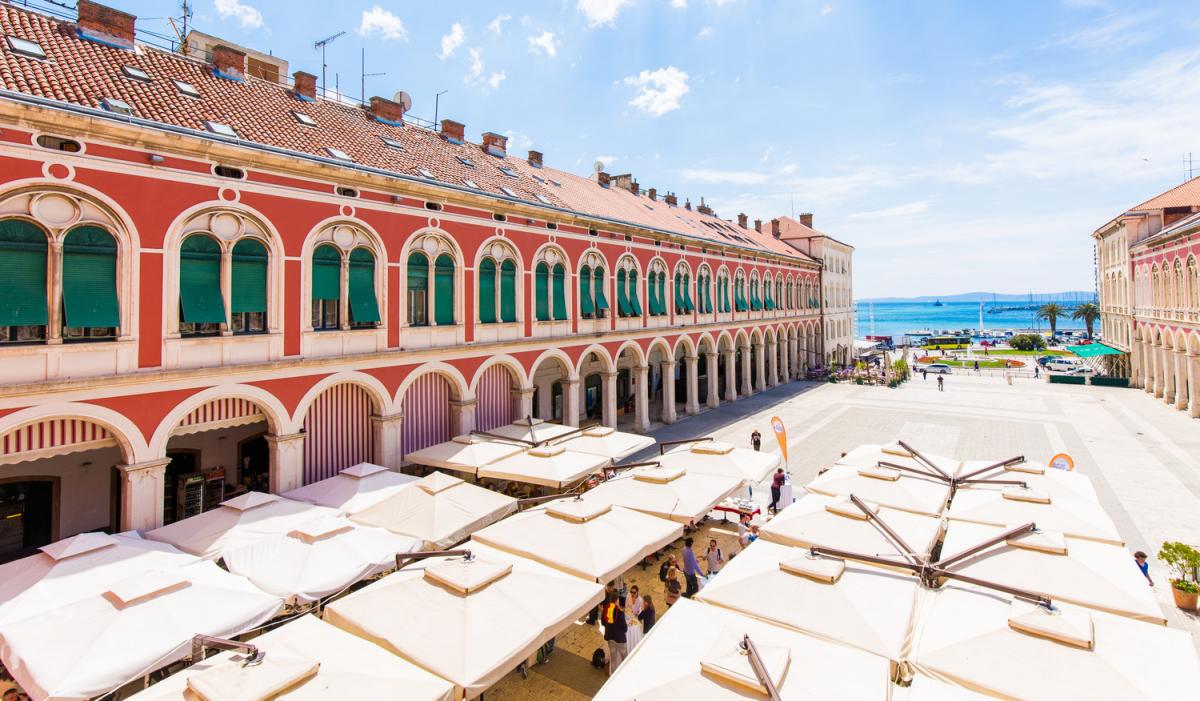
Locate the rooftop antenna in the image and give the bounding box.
[167,0,194,53]
[434,90,448,128]
[361,48,386,104]
[314,31,346,96]
[1185,152,1195,182]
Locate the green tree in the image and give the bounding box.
[1071,302,1100,339]
[1036,303,1066,336]
[1008,333,1046,351]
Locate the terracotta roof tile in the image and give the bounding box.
[1128,176,1200,212]
[0,3,808,261]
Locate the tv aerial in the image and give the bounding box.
[593,160,605,173]
[394,91,413,114]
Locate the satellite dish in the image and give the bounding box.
[593,160,605,173]
[393,91,413,114]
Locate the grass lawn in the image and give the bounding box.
[916,358,1016,368]
[990,349,1071,356]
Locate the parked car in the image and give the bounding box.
[1064,366,1094,375]
[1044,358,1082,372]
[924,364,953,374]
[1036,356,1058,367]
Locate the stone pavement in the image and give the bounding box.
[487,372,1200,699]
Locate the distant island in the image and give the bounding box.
[856,291,1095,304]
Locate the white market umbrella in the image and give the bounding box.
[658,440,781,485]
[551,425,654,462]
[146,492,339,560]
[953,459,1100,503]
[907,582,1200,700]
[125,614,455,701]
[696,539,919,662]
[894,674,994,700]
[836,442,962,479]
[472,499,683,583]
[282,463,420,515]
[477,418,577,445]
[580,464,742,524]
[947,485,1123,545]
[806,464,951,517]
[476,444,609,489]
[324,541,603,700]
[592,597,893,701]
[936,520,1164,624]
[0,532,198,626]
[404,435,525,475]
[349,472,517,550]
[221,516,422,605]
[759,494,944,563]
[0,560,282,701]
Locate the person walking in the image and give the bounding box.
[921,368,927,380]
[601,593,628,675]
[682,537,702,598]
[1034,365,1040,379]
[705,539,725,575]
[1134,551,1154,586]
[937,375,944,392]
[769,467,786,513]
[973,360,980,373]
[638,595,657,634]
[750,429,762,451]
[664,566,682,608]
[737,513,752,549]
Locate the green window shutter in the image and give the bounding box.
[673,273,682,313]
[579,265,594,315]
[313,245,341,301]
[628,270,642,316]
[657,273,666,315]
[646,272,657,315]
[551,264,567,320]
[500,260,517,322]
[736,281,748,312]
[751,281,762,311]
[349,248,381,323]
[0,219,49,326]
[62,226,120,328]
[434,254,455,325]
[231,238,267,314]
[535,263,550,321]
[180,235,226,323]
[616,269,631,317]
[407,253,429,290]
[593,267,609,311]
[479,258,497,324]
[684,274,694,312]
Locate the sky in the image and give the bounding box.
[112,0,1200,298]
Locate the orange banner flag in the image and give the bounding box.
[770,416,788,464]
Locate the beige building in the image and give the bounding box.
[774,214,856,366]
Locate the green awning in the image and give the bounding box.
[313,245,342,301]
[349,248,381,323]
[535,263,551,321]
[593,268,609,311]
[500,260,517,322]
[628,270,642,316]
[579,265,594,316]
[1068,343,1123,358]
[479,258,497,324]
[63,226,120,328]
[0,220,48,327]
[616,269,631,317]
[551,263,567,320]
[434,254,455,325]
[180,235,226,324]
[231,238,267,314]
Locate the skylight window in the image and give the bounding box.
[416,168,435,179]
[535,194,552,205]
[531,174,546,184]
[498,166,518,178]
[499,186,517,197]
[293,111,316,127]
[457,155,475,168]
[548,179,562,187]
[463,179,480,189]
[121,65,150,82]
[100,97,133,116]
[325,147,353,161]
[380,136,404,151]
[204,121,238,137]
[6,36,45,60]
[173,80,200,98]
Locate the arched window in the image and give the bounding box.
[62,226,119,341]
[718,274,729,313]
[349,248,381,327]
[673,271,684,314]
[763,275,775,311]
[180,234,225,336]
[479,258,498,324]
[580,264,594,318]
[500,259,518,322]
[750,276,763,311]
[0,219,48,344]
[616,268,631,317]
[593,266,609,318]
[735,275,748,312]
[406,251,429,327]
[628,268,642,317]
[551,263,568,320]
[435,254,455,325]
[535,262,551,321]
[231,238,267,334]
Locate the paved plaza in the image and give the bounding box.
[490,371,1200,699]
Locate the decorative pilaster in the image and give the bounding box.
[451,398,477,437]
[661,360,678,425]
[706,352,720,409]
[632,366,651,432]
[684,355,700,415]
[514,386,535,423]
[371,412,404,469]
[266,432,306,494]
[118,458,171,532]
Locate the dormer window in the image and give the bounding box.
[380,136,404,150]
[456,155,475,168]
[463,179,480,189]
[5,36,45,60]
[293,111,317,127]
[531,174,546,184]
[101,97,133,115]
[205,121,238,137]
[325,147,353,161]
[416,168,434,179]
[499,186,517,197]
[535,194,552,205]
[173,80,200,98]
[121,65,150,82]
[498,166,518,178]
[549,179,562,187]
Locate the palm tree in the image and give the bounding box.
[1036,303,1066,337]
[1071,302,1100,339]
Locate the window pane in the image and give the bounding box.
[479,258,497,324]
[500,259,518,323]
[551,263,567,321]
[231,238,268,314]
[434,254,455,325]
[348,248,380,324]
[180,235,226,324]
[0,219,49,327]
[535,263,550,321]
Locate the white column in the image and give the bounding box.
[767,341,779,387]
[267,432,305,494]
[119,458,170,532]
[633,365,651,432]
[602,371,619,429]
[755,342,767,392]
[706,352,720,409]
[536,379,554,419]
[451,399,477,437]
[1160,345,1173,401]
[661,360,678,425]
[1188,353,1200,419]
[220,248,233,336]
[740,348,753,397]
[1146,342,1158,395]
[1131,338,1142,388]
[47,241,63,344]
[723,350,737,403]
[371,412,404,469]
[563,378,581,427]
[684,355,700,415]
[1175,350,1189,410]
[514,386,535,423]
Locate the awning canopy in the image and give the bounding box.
[758,494,944,563]
[403,435,525,475]
[478,418,577,445]
[349,472,517,550]
[476,444,609,489]
[580,465,742,524]
[282,463,420,515]
[549,425,654,462]
[1068,343,1123,358]
[947,485,1123,545]
[806,464,951,517]
[658,440,781,485]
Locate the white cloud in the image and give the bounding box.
[596,155,618,168]
[438,23,464,59]
[680,168,769,185]
[488,71,507,89]
[488,14,512,34]
[821,4,833,16]
[504,130,535,153]
[214,0,262,29]
[671,0,687,7]
[696,26,714,39]
[357,6,407,41]
[465,47,485,84]
[623,66,690,116]
[848,201,930,220]
[1050,11,1160,51]
[577,0,635,27]
[528,31,560,57]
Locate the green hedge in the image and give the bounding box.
[1048,375,1087,385]
[1090,376,1130,388]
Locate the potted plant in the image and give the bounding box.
[1158,541,1200,610]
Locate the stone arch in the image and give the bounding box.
[576,343,617,375]
[717,330,736,351]
[148,384,292,457]
[395,362,471,405]
[614,339,647,368]
[0,402,146,465]
[528,347,578,384]
[735,328,751,349]
[1189,331,1200,356]
[470,354,530,394]
[397,363,470,457]
[292,371,392,426]
[696,332,717,355]
[673,334,697,358]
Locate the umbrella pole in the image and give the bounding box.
[934,522,1037,568]
[741,634,782,701]
[395,548,473,570]
[933,568,1053,608]
[850,494,922,566]
[191,635,264,666]
[877,460,950,483]
[808,545,925,574]
[955,455,1026,481]
[471,430,536,447]
[896,440,954,482]
[657,436,714,455]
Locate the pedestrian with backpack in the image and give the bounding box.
[705,539,725,575]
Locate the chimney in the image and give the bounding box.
[630,181,640,196]
[685,199,692,211]
[648,188,657,201]
[664,192,678,206]
[76,1,136,51]
[527,150,543,168]
[482,132,508,158]
[799,212,814,228]
[597,172,611,188]
[754,219,762,233]
[737,213,748,228]
[212,44,246,82]
[440,119,465,144]
[369,96,405,126]
[697,198,714,215]
[771,219,781,238]
[611,174,633,191]
[293,71,317,102]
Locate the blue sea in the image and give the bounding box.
[854,301,1085,341]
